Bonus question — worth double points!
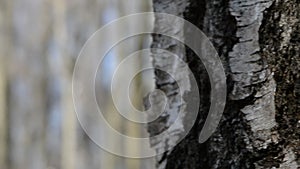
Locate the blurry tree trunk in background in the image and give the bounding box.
[0,36,8,169]
[0,0,154,169]
[0,1,11,168]
[149,0,299,168]
[51,0,77,169]
[116,2,153,168]
[7,0,50,168]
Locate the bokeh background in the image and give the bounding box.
[0,0,156,169]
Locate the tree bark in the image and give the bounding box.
[148,0,299,168]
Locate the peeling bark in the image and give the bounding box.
[149,0,299,168]
[148,1,191,169]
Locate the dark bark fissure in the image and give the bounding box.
[164,0,241,168]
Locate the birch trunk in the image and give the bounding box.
[149,0,299,168]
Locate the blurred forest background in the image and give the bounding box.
[0,0,155,169]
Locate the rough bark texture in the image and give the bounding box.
[149,1,191,168]
[149,0,299,168]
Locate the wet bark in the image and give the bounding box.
[148,0,299,168]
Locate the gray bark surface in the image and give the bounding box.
[148,0,299,168]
